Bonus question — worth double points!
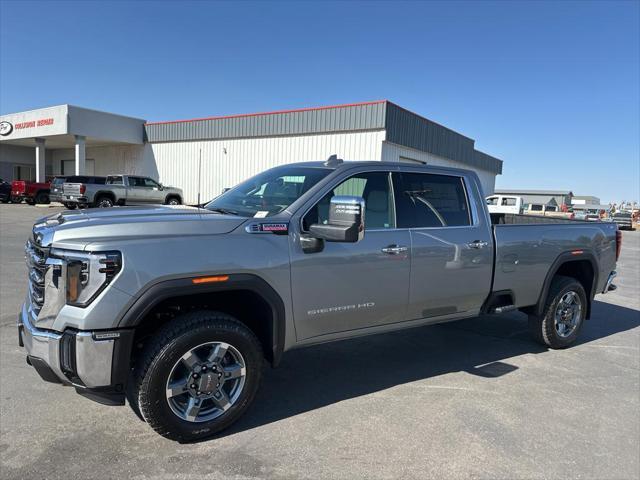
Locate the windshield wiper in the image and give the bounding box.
[207,207,239,215]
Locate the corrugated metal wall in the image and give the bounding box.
[150,130,386,204]
[146,102,387,143]
[146,101,502,176]
[380,141,497,196]
[385,102,503,174]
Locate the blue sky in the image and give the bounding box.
[1,1,638,202]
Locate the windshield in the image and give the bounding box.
[205,165,333,217]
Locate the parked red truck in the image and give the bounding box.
[11,179,51,204]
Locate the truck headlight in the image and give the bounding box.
[52,250,122,307]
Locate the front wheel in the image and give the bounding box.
[129,311,263,442]
[529,275,587,349]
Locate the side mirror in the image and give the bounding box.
[308,196,365,243]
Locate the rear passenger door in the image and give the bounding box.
[126,176,148,204]
[392,170,493,320]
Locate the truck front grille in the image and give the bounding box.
[25,239,49,315]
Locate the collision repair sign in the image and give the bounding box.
[0,105,68,140]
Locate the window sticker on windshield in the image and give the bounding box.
[254,211,269,218]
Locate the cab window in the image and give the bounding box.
[392,172,471,228]
[486,196,498,206]
[106,176,124,185]
[303,172,395,230]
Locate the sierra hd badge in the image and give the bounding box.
[0,121,13,136]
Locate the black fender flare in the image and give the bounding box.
[533,250,599,318]
[117,273,286,366]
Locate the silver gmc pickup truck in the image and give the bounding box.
[18,158,621,442]
[62,174,183,208]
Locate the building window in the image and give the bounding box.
[13,165,35,181]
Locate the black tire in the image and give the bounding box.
[165,196,181,205]
[64,203,77,210]
[129,311,263,442]
[35,192,50,204]
[95,195,114,208]
[528,275,587,349]
[11,196,21,204]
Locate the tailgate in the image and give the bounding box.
[11,181,26,194]
[63,183,83,196]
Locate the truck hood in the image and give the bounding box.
[33,205,246,250]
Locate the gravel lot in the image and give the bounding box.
[1,204,638,480]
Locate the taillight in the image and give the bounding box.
[616,229,622,261]
[80,184,86,194]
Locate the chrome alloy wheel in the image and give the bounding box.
[554,291,582,338]
[165,342,246,423]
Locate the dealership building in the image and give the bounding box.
[0,101,503,203]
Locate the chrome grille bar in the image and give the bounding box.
[25,239,50,315]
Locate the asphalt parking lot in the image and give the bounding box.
[0,204,638,480]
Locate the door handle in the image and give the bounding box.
[381,244,408,255]
[467,240,489,249]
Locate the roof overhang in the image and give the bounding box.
[0,105,145,147]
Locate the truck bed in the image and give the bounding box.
[491,213,579,225]
[490,214,618,309]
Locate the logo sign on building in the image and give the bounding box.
[0,105,68,141]
[0,121,13,136]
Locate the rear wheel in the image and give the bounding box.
[528,275,587,349]
[35,192,50,204]
[96,196,114,208]
[64,203,77,210]
[129,311,263,442]
[166,196,181,205]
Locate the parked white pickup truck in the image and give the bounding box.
[486,194,523,214]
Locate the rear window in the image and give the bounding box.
[392,172,471,228]
[502,197,517,206]
[106,176,124,185]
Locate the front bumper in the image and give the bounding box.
[18,301,134,405]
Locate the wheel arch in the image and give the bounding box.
[94,190,116,202]
[531,251,599,319]
[118,274,286,367]
[164,193,182,204]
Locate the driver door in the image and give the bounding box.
[289,170,411,340]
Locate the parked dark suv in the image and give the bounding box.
[0,178,11,203]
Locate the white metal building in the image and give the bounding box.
[0,101,503,204]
